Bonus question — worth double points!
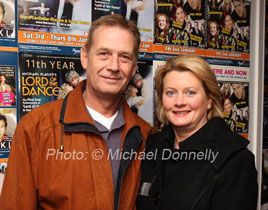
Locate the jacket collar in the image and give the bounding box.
[59,80,145,132]
[160,117,249,171]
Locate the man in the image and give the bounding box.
[232,0,250,27]
[0,14,153,209]
[57,70,80,99]
[0,114,7,142]
[230,82,249,109]
[0,74,11,92]
[183,0,205,20]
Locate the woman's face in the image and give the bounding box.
[158,15,167,30]
[162,70,212,134]
[224,15,233,30]
[223,98,232,113]
[175,7,185,23]
[210,23,217,36]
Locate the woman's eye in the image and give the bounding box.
[166,91,175,97]
[187,90,196,95]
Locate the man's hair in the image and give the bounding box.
[65,70,79,82]
[85,14,140,62]
[155,55,223,125]
[0,2,5,15]
[0,114,7,128]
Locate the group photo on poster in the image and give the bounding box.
[19,52,86,118]
[155,0,205,47]
[207,0,250,52]
[92,0,154,42]
[0,0,15,43]
[0,65,16,106]
[219,81,249,133]
[18,0,91,36]
[124,60,154,125]
[0,108,16,172]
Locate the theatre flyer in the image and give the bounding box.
[92,0,154,43]
[0,65,16,106]
[19,52,86,118]
[0,107,16,172]
[18,0,92,46]
[124,59,154,126]
[0,0,16,47]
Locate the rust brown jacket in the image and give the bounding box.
[0,81,153,210]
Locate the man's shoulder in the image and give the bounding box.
[19,99,64,131]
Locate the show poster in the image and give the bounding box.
[0,65,16,106]
[92,0,154,43]
[18,0,92,46]
[207,0,250,52]
[124,59,154,126]
[0,107,16,173]
[218,81,249,134]
[0,0,16,47]
[19,52,86,118]
[155,0,205,48]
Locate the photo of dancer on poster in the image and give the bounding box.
[0,0,15,38]
[124,61,154,125]
[56,0,91,35]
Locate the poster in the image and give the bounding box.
[124,59,154,126]
[207,0,250,52]
[0,65,16,106]
[18,0,91,46]
[218,81,249,134]
[92,0,154,44]
[155,0,205,48]
[0,107,16,172]
[19,52,86,118]
[0,0,16,47]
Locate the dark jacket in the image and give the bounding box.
[0,80,153,210]
[136,117,258,210]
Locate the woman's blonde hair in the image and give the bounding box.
[155,55,223,125]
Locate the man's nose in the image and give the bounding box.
[107,55,120,72]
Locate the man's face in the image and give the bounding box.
[188,0,201,11]
[0,120,6,141]
[81,26,137,99]
[0,6,4,24]
[0,76,6,84]
[232,83,245,99]
[233,1,246,18]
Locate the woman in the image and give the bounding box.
[171,6,187,30]
[155,13,169,43]
[221,13,234,34]
[136,55,257,210]
[208,21,220,48]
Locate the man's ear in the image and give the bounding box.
[80,45,88,70]
[132,64,138,77]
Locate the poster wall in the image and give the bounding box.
[0,0,252,191]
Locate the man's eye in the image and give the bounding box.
[99,52,108,56]
[120,55,131,62]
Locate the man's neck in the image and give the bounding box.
[83,90,121,118]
